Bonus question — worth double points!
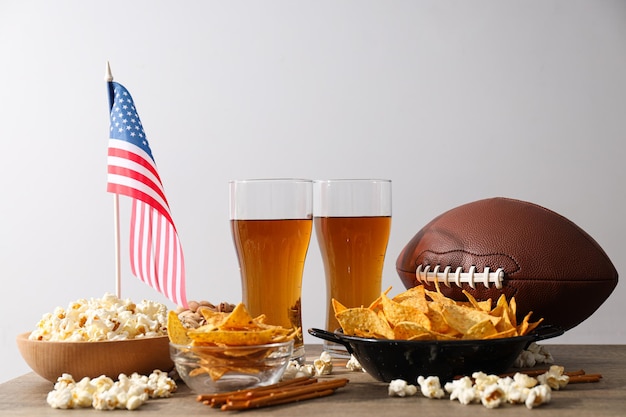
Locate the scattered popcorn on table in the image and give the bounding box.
[470,371,553,409]
[417,376,445,399]
[30,293,168,342]
[496,375,532,405]
[313,351,333,375]
[472,371,500,392]
[282,350,367,381]
[537,365,569,390]
[512,372,539,389]
[479,384,506,409]
[498,377,527,405]
[390,367,565,409]
[346,354,365,372]
[525,384,552,409]
[444,376,476,405]
[388,379,418,397]
[46,370,176,411]
[513,343,554,368]
[282,360,315,380]
[92,384,135,411]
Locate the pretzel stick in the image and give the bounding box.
[224,379,349,410]
[198,377,348,410]
[244,378,348,406]
[222,389,336,411]
[498,369,587,378]
[568,374,603,384]
[245,378,319,398]
[497,369,603,385]
[564,369,587,377]
[214,379,320,407]
[197,376,315,406]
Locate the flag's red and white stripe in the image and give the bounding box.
[129,199,186,307]
[107,137,187,307]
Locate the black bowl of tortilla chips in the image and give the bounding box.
[308,325,562,382]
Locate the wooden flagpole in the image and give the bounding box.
[105,61,122,298]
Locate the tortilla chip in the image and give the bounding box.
[381,293,431,329]
[463,319,498,340]
[336,307,394,339]
[167,310,192,345]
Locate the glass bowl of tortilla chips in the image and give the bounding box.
[170,339,293,393]
[167,302,297,393]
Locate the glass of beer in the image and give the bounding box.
[229,179,313,362]
[313,179,392,356]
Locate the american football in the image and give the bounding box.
[396,197,618,331]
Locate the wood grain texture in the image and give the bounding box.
[2,345,625,416]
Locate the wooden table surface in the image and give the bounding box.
[1,344,625,416]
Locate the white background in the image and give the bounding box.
[1,1,624,384]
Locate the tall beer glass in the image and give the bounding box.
[229,179,313,361]
[314,179,392,355]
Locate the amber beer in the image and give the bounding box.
[315,216,391,333]
[313,179,391,355]
[229,178,313,362]
[231,218,312,352]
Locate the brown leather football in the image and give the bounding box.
[396,197,618,331]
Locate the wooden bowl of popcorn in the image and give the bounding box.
[17,333,173,383]
[16,294,174,382]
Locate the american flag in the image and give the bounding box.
[106,81,187,307]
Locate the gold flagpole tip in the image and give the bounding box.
[105,61,114,82]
